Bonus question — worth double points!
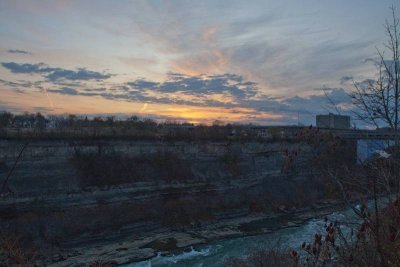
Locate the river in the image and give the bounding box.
[128,206,358,267]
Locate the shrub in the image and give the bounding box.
[160,195,213,227]
[220,148,241,176]
[153,151,193,182]
[0,231,36,266]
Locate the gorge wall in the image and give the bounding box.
[0,138,356,264]
[0,140,318,196]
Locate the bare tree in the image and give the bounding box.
[351,6,400,197]
[0,142,29,196]
[351,6,400,131]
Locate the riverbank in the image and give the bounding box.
[46,199,345,266]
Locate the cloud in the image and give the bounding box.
[339,76,353,85]
[32,71,351,120]
[127,80,159,90]
[46,68,111,81]
[120,2,375,95]
[48,87,78,95]
[242,87,352,125]
[32,106,53,113]
[364,58,377,64]
[0,78,43,93]
[0,100,26,113]
[37,70,352,125]
[82,87,107,92]
[1,62,111,81]
[7,49,31,55]
[0,59,354,125]
[118,56,159,67]
[128,73,258,100]
[1,62,55,74]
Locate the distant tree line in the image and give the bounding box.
[0,111,160,129]
[0,111,268,141]
[0,111,47,130]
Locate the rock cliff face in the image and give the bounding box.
[0,139,349,265]
[0,140,314,196]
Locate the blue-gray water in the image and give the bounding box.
[129,207,357,267]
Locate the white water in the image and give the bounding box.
[128,208,357,267]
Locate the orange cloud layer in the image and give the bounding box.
[0,87,283,124]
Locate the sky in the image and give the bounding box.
[0,0,396,125]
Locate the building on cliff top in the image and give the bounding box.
[316,113,350,129]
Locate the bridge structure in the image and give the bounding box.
[250,125,400,140]
[326,128,399,162]
[250,126,399,163]
[327,128,400,141]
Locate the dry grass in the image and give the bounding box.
[0,231,36,266]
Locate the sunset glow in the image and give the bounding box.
[0,0,394,125]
